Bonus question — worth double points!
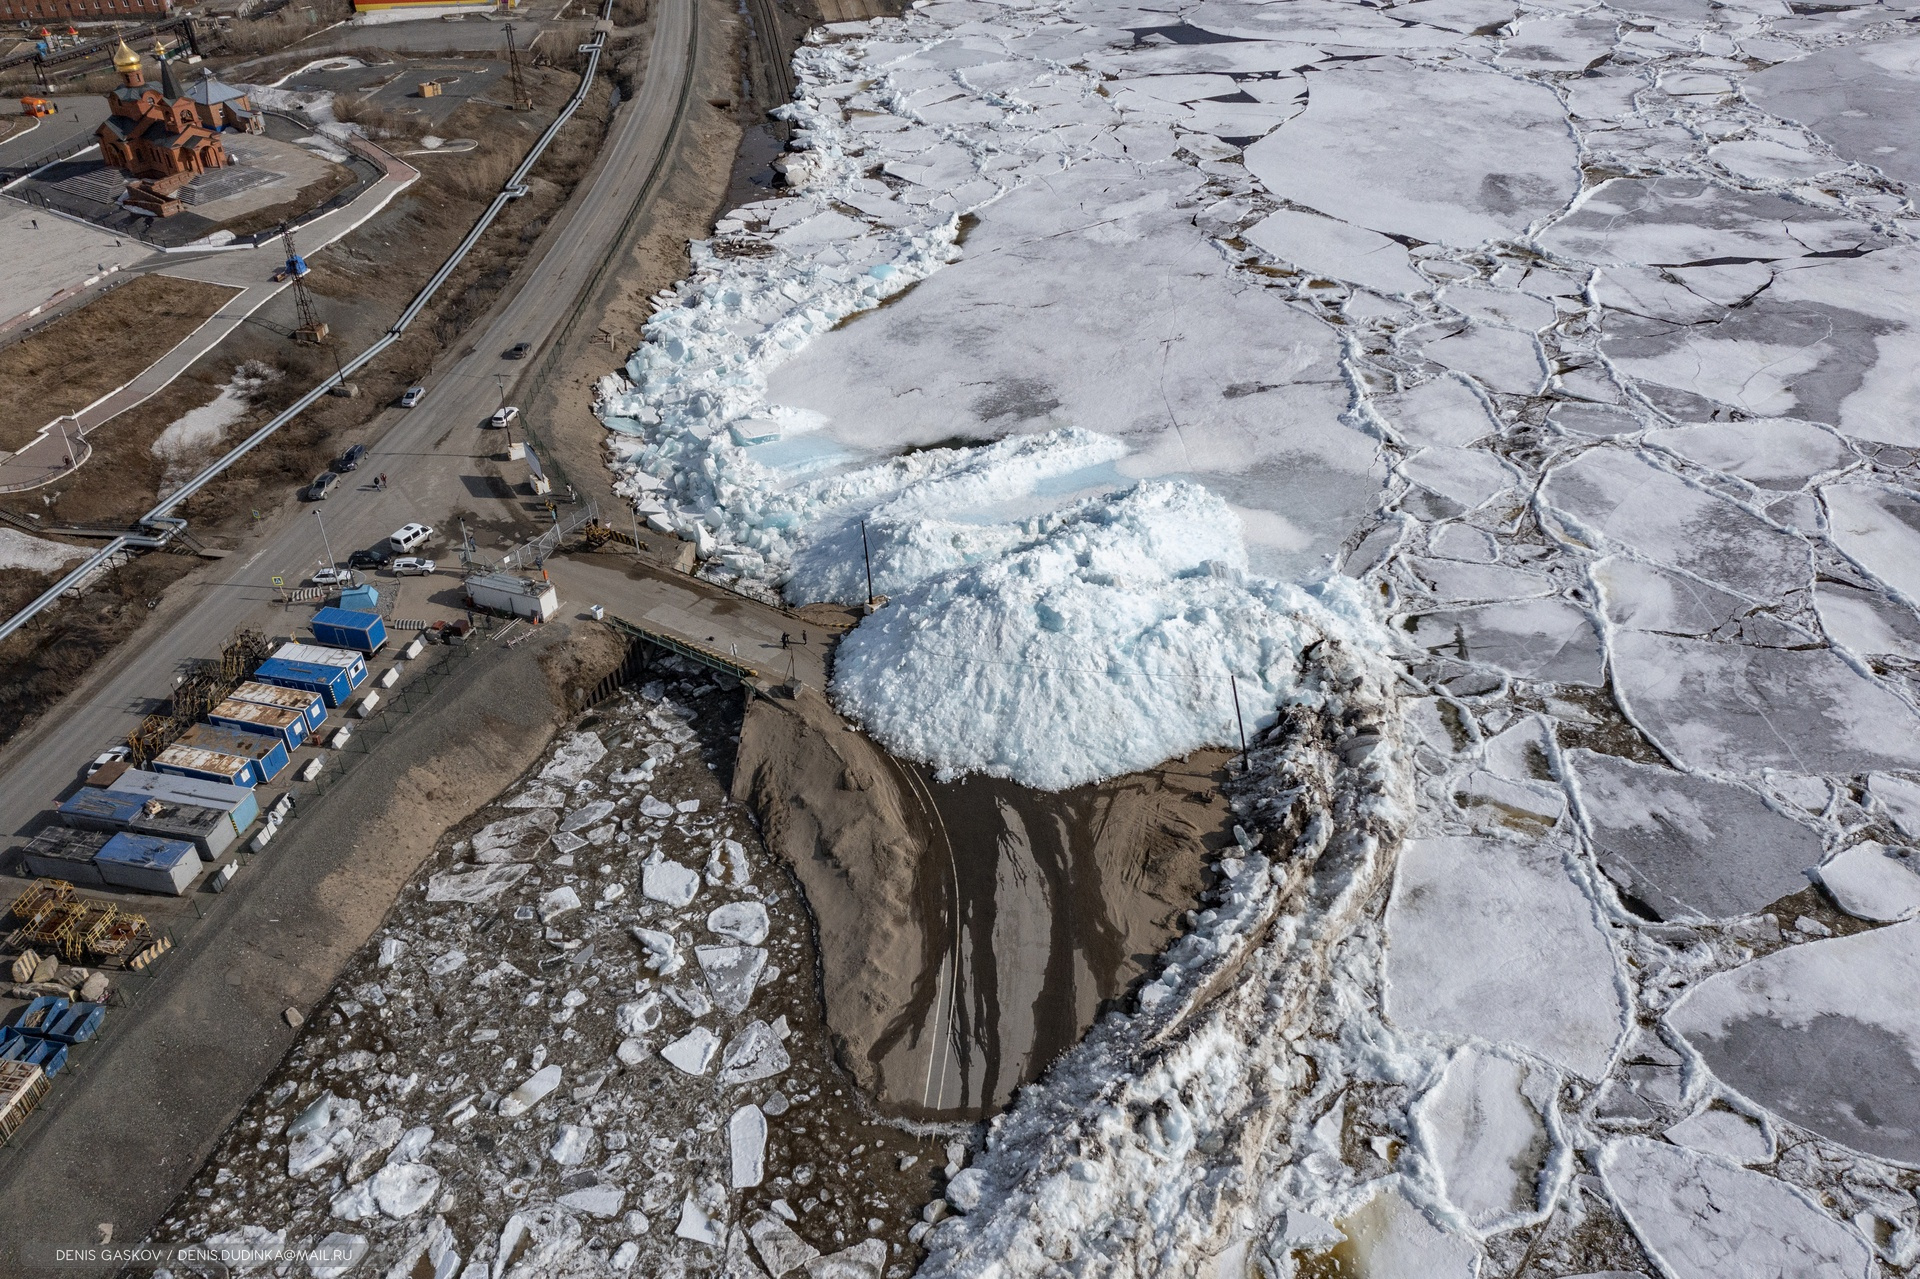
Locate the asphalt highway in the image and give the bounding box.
[0,0,695,843]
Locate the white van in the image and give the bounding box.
[389,522,435,554]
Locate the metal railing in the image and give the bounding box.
[603,612,760,682]
[0,0,620,647]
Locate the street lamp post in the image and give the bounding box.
[314,508,337,569]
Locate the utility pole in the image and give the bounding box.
[859,518,874,611]
[314,508,336,569]
[1230,674,1249,775]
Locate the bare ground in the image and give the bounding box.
[0,275,240,452]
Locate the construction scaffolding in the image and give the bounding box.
[127,628,273,765]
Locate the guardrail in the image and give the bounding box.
[0,0,619,648]
[602,613,761,682]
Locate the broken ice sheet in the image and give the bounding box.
[1611,632,1920,775]
[730,1104,768,1188]
[643,855,702,907]
[1600,1137,1872,1278]
[1667,918,1920,1163]
[471,809,559,864]
[1405,599,1604,686]
[697,944,768,1015]
[1664,1107,1773,1166]
[424,863,531,905]
[662,1026,721,1076]
[708,900,770,945]
[1568,749,1823,921]
[539,731,607,783]
[719,1019,792,1085]
[1385,835,1626,1078]
[1815,842,1920,922]
[1413,1048,1551,1233]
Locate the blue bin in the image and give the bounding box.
[1,1036,69,1078]
[12,996,68,1034]
[41,1002,104,1045]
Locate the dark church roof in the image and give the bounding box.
[186,71,250,107]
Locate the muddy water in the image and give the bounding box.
[887,756,1232,1116]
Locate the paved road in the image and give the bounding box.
[0,0,697,844]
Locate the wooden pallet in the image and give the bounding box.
[0,1060,48,1144]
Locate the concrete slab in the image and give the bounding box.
[0,198,154,330]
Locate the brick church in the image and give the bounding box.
[96,39,261,211]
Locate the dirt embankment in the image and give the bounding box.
[734,686,1228,1118]
[733,684,936,1101]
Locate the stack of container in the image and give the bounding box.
[152,724,287,788]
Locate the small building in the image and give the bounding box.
[0,0,170,19]
[129,798,238,861]
[20,827,111,886]
[151,743,262,789]
[467,571,559,621]
[95,831,200,896]
[57,788,147,833]
[253,656,355,708]
[311,607,389,655]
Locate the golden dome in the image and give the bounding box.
[112,39,140,72]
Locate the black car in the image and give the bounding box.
[348,547,392,569]
[504,342,531,360]
[336,443,367,472]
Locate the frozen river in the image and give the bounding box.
[628,0,1920,1271]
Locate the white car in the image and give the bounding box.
[389,522,434,553]
[311,567,354,587]
[392,556,436,576]
[489,406,520,428]
[399,386,426,408]
[90,744,130,773]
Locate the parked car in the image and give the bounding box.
[392,556,436,576]
[504,342,531,360]
[89,744,130,773]
[336,443,367,472]
[348,547,393,569]
[311,567,354,588]
[489,406,520,429]
[389,522,435,553]
[305,471,341,501]
[398,386,426,408]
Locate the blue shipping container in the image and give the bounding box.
[229,680,327,731]
[311,607,388,654]
[275,643,368,689]
[152,744,259,789]
[96,831,202,894]
[108,770,259,837]
[253,656,354,708]
[206,697,309,750]
[180,724,289,782]
[57,789,147,832]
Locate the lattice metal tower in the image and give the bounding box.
[504,23,533,111]
[278,221,328,343]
